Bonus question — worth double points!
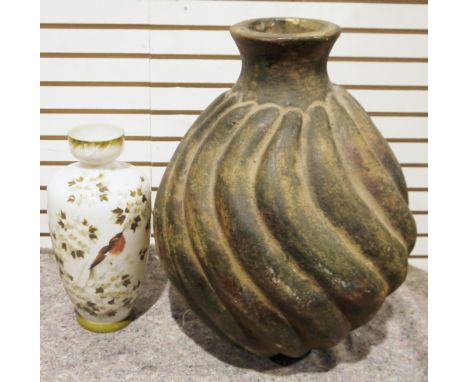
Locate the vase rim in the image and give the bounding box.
[68,124,125,143]
[68,124,125,165]
[230,18,341,42]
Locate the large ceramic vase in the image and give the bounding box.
[154,18,417,357]
[47,125,151,332]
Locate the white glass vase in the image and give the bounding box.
[47,125,151,332]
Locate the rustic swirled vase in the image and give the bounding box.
[154,18,417,357]
[47,125,151,333]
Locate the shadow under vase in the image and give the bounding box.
[168,277,396,374]
[131,246,168,321]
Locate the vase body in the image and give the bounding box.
[47,125,151,332]
[154,18,417,357]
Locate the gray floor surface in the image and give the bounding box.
[41,248,427,381]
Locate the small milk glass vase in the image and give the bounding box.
[47,125,151,333]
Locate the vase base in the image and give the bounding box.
[76,313,131,333]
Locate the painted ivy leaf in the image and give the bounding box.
[67,195,75,203]
[130,222,138,232]
[108,299,115,305]
[60,210,66,220]
[99,194,108,202]
[141,194,147,203]
[82,218,88,226]
[140,176,144,182]
[95,287,104,294]
[67,274,74,281]
[89,226,98,233]
[112,207,123,215]
[130,190,136,197]
[89,234,98,240]
[123,279,131,287]
[76,176,84,182]
[123,298,132,306]
[61,242,67,250]
[99,186,108,193]
[58,220,65,229]
[67,180,75,187]
[134,215,141,223]
[115,215,126,225]
[107,310,117,317]
[70,250,75,258]
[76,250,84,258]
[125,207,129,213]
[122,274,130,279]
[137,188,142,196]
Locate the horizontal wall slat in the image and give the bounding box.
[40,109,427,117]
[40,87,150,109]
[41,1,427,29]
[40,140,151,162]
[41,58,427,86]
[40,114,427,140]
[41,29,427,58]
[39,165,427,189]
[41,29,149,53]
[40,138,427,165]
[41,59,150,82]
[149,60,428,86]
[41,53,427,63]
[148,87,427,113]
[41,86,427,113]
[150,1,427,29]
[39,189,427,213]
[41,0,150,24]
[39,136,427,144]
[149,30,427,57]
[41,24,428,34]
[41,81,428,91]
[40,114,151,136]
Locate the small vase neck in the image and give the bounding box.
[230,18,340,108]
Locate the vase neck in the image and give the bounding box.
[230,18,340,108]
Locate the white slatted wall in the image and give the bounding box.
[40,0,428,271]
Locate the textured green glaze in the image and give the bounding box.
[154,18,417,357]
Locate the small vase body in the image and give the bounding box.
[47,125,151,332]
[154,18,417,356]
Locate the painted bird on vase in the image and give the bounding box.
[89,231,126,270]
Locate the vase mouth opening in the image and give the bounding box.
[230,18,341,42]
[68,124,125,165]
[68,124,124,143]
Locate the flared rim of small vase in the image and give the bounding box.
[68,124,125,144]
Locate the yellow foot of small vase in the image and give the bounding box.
[76,314,131,333]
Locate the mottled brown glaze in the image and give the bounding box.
[154,18,417,358]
